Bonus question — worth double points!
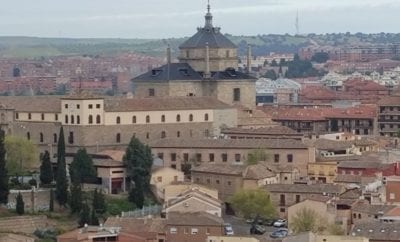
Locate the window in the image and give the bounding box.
[88,115,93,124]
[204,129,210,137]
[358,214,361,219]
[171,153,177,162]
[296,195,300,203]
[71,115,74,124]
[68,132,74,144]
[206,228,210,234]
[55,114,58,121]
[157,176,162,182]
[280,208,286,213]
[171,164,176,169]
[146,115,150,123]
[28,113,32,120]
[353,213,356,219]
[170,228,177,234]
[65,115,68,124]
[146,132,150,139]
[191,228,198,235]
[77,104,80,109]
[96,104,101,109]
[39,133,44,143]
[227,181,232,186]
[116,133,121,143]
[390,193,396,200]
[132,116,137,123]
[189,114,193,122]
[222,153,228,162]
[287,154,293,163]
[177,131,181,138]
[274,154,280,163]
[88,104,93,109]
[161,115,165,123]
[41,113,44,121]
[280,194,285,206]
[196,153,202,162]
[157,153,164,160]
[27,132,30,140]
[209,153,215,162]
[233,88,241,102]
[15,113,19,119]
[53,133,57,143]
[161,131,166,139]
[176,114,181,122]
[235,154,241,162]
[184,228,189,234]
[204,113,209,121]
[116,116,121,124]
[226,50,230,58]
[65,104,68,109]
[216,179,220,184]
[96,115,101,124]
[183,153,189,162]
[149,88,155,97]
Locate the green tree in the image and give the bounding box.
[229,189,276,219]
[93,189,106,214]
[263,69,277,80]
[290,208,326,234]
[327,223,345,235]
[270,59,278,67]
[79,202,90,227]
[39,150,53,185]
[69,182,82,214]
[16,192,24,215]
[49,188,54,212]
[5,136,38,178]
[69,148,96,184]
[0,130,9,204]
[56,127,68,207]
[90,208,99,226]
[123,137,153,209]
[246,149,269,165]
[311,52,329,63]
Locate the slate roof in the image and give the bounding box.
[351,221,400,241]
[0,96,61,112]
[264,184,342,194]
[167,212,224,226]
[334,174,362,184]
[352,202,396,215]
[191,163,276,179]
[179,26,236,49]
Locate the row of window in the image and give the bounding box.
[118,113,209,124]
[64,103,101,109]
[16,113,59,121]
[158,153,294,163]
[195,176,232,186]
[170,227,210,235]
[27,132,74,144]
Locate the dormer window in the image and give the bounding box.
[178,68,190,76]
[151,69,162,77]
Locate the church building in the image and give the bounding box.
[132,3,256,109]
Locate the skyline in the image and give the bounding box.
[0,0,399,38]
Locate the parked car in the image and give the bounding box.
[270,228,289,238]
[273,219,287,227]
[224,223,234,235]
[250,224,266,235]
[263,218,276,226]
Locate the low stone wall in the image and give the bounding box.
[0,216,48,234]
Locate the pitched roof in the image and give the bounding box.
[264,184,342,194]
[149,138,308,149]
[179,26,236,49]
[335,174,362,184]
[167,189,222,208]
[351,221,400,241]
[104,217,166,233]
[352,202,396,215]
[0,96,60,112]
[166,212,224,226]
[133,63,203,81]
[338,160,384,169]
[191,164,244,176]
[339,188,362,199]
[378,95,400,106]
[222,126,300,136]
[311,138,353,150]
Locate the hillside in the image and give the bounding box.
[1,33,400,58]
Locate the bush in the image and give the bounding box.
[28,179,37,187]
[106,197,136,216]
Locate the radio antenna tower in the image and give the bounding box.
[295,10,299,35]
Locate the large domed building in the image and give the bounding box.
[132,3,256,108]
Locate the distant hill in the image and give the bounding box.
[1,33,400,58]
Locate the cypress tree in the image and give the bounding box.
[69,183,82,214]
[0,129,8,204]
[49,188,54,212]
[16,192,24,215]
[79,202,90,227]
[56,127,68,207]
[90,208,99,226]
[92,189,106,214]
[40,150,53,185]
[69,148,96,185]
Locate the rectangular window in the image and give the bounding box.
[235,154,241,162]
[149,88,155,97]
[222,153,228,162]
[76,104,80,109]
[157,153,164,160]
[296,194,301,203]
[171,153,177,162]
[157,176,162,182]
[280,194,285,206]
[206,228,210,234]
[88,104,93,109]
[280,208,286,213]
[209,153,215,162]
[191,228,198,235]
[390,193,396,200]
[183,153,189,162]
[287,154,293,163]
[55,114,58,121]
[184,228,189,234]
[41,113,45,120]
[28,113,32,120]
[65,104,68,109]
[233,88,241,102]
[274,154,280,163]
[15,113,19,119]
[196,153,202,162]
[170,228,177,234]
[96,104,101,109]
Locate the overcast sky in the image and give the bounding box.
[0,0,399,38]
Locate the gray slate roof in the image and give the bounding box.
[351,221,400,241]
[179,27,236,49]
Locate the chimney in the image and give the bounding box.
[167,45,171,81]
[247,44,252,74]
[204,42,211,78]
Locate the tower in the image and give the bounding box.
[295,10,299,36]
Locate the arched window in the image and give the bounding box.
[71,115,75,124]
[27,132,30,140]
[146,115,150,123]
[132,116,137,124]
[53,133,57,143]
[96,115,101,124]
[116,133,121,143]
[77,115,80,124]
[177,131,181,138]
[161,131,166,139]
[189,114,193,122]
[204,113,209,121]
[65,115,68,124]
[28,113,32,120]
[176,114,181,122]
[88,115,93,124]
[39,132,44,143]
[116,116,121,124]
[161,115,165,123]
[41,113,44,121]
[146,132,150,139]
